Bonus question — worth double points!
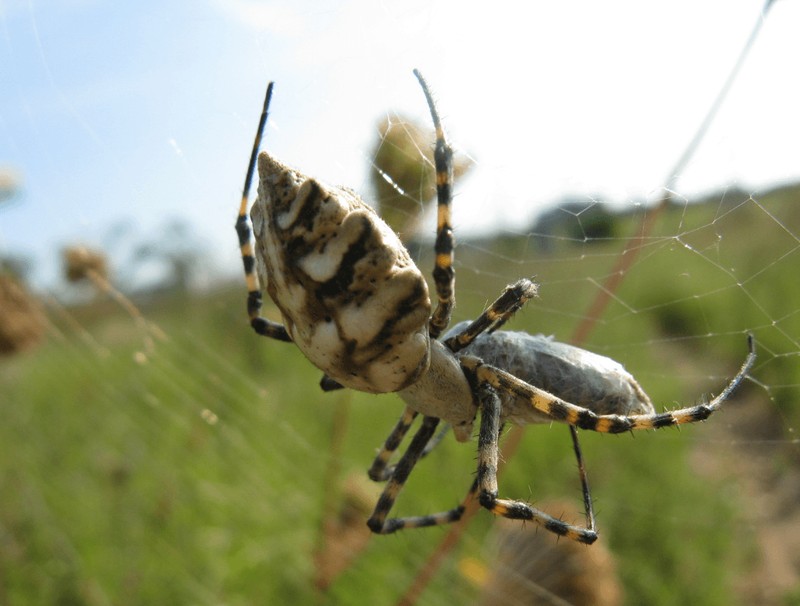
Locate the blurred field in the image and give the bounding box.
[2,195,799,604]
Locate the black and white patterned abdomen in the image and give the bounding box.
[251,153,432,394]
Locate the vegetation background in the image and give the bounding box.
[2,191,799,604]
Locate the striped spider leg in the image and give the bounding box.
[415,68,456,340]
[235,81,292,344]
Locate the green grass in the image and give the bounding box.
[1,194,799,604]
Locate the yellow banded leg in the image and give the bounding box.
[367,416,475,533]
[444,279,539,353]
[414,69,455,339]
[368,416,457,533]
[476,383,598,545]
[462,334,755,434]
[368,407,419,482]
[235,81,291,343]
[368,405,453,484]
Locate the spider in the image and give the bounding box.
[235,70,756,544]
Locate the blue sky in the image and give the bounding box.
[1,0,798,289]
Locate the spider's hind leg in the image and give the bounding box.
[569,425,597,532]
[476,383,598,544]
[463,335,756,434]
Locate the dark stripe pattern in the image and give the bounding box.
[236,81,294,344]
[414,69,456,339]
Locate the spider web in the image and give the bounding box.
[1,1,799,605]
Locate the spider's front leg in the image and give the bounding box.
[444,278,538,353]
[235,81,293,344]
[414,69,455,339]
[475,383,599,544]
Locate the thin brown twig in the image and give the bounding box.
[313,391,353,593]
[85,269,167,356]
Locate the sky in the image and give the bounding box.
[1,0,798,290]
